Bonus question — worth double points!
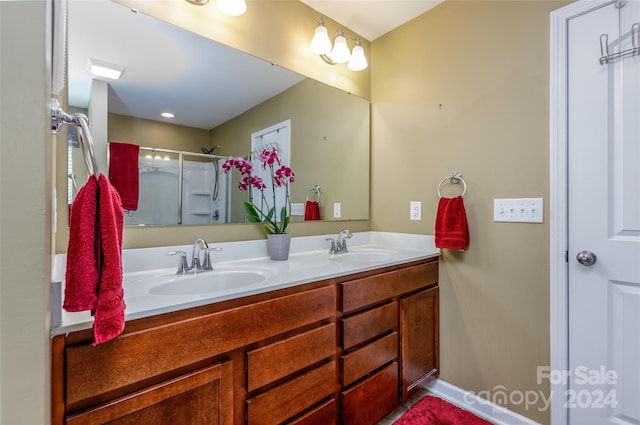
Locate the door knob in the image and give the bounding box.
[576,250,597,266]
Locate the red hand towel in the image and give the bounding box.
[108,142,139,211]
[435,196,470,250]
[304,200,321,220]
[64,174,125,345]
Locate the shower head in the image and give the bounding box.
[201,145,221,155]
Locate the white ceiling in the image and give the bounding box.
[68,1,305,129]
[300,0,444,41]
[68,0,440,130]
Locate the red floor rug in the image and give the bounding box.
[394,396,494,425]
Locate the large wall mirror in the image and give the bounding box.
[66,0,370,227]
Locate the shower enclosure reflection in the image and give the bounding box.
[124,147,230,226]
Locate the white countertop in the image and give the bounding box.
[51,232,439,336]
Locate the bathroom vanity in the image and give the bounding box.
[51,233,439,425]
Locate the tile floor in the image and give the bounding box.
[376,388,431,424]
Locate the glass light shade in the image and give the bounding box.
[347,43,368,71]
[310,24,332,55]
[217,0,246,16]
[330,33,351,64]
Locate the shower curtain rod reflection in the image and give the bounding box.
[136,145,228,160]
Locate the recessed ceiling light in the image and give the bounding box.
[87,58,124,80]
[161,112,175,118]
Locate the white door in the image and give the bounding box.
[568,1,640,424]
[250,120,291,223]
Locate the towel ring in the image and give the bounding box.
[306,185,321,202]
[437,172,467,198]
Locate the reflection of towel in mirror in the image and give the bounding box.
[64,174,125,345]
[305,200,321,220]
[435,196,469,250]
[108,142,139,211]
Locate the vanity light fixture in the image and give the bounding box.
[309,17,368,71]
[87,58,124,80]
[184,0,246,16]
[161,112,175,118]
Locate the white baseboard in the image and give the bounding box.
[426,380,542,425]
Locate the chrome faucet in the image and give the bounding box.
[327,229,352,254]
[169,236,222,274]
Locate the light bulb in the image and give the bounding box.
[217,0,246,16]
[330,30,351,64]
[347,41,368,71]
[309,20,332,55]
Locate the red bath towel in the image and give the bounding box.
[108,142,139,211]
[93,174,126,345]
[64,175,100,312]
[435,196,470,250]
[304,200,321,220]
[64,174,125,345]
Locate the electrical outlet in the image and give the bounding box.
[494,198,543,223]
[290,203,304,216]
[333,203,341,218]
[410,201,422,221]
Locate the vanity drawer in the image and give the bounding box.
[341,362,399,425]
[246,323,336,391]
[342,302,397,350]
[246,361,336,425]
[341,332,398,387]
[286,398,337,425]
[341,261,437,313]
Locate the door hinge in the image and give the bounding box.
[565,250,569,263]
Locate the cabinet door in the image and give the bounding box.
[399,286,439,401]
[65,361,232,425]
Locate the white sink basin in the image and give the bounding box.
[149,270,271,295]
[330,249,399,263]
[123,266,276,297]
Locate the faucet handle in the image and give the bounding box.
[201,247,222,271]
[336,229,352,252]
[325,238,337,254]
[168,251,189,274]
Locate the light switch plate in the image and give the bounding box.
[291,203,304,216]
[333,203,341,218]
[410,201,422,221]
[494,198,543,223]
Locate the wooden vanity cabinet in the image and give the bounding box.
[52,258,439,425]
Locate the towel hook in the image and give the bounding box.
[438,171,467,198]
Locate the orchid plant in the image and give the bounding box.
[222,147,295,234]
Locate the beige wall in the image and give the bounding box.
[0,2,52,423]
[109,113,212,152]
[370,1,566,422]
